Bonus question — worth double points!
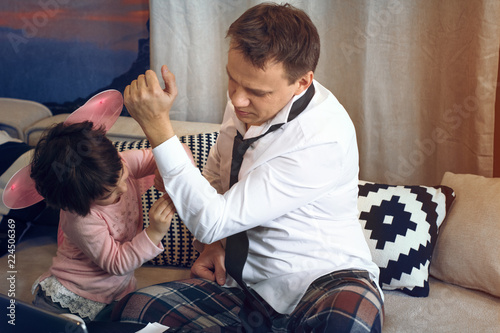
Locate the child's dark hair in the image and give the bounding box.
[30,121,122,216]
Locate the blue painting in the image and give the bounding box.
[0,0,150,116]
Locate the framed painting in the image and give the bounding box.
[0,0,150,116]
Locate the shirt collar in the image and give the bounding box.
[232,81,316,139]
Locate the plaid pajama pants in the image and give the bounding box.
[112,269,384,332]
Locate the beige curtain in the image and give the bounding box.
[150,0,500,185]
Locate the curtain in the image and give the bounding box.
[495,51,500,177]
[150,0,500,185]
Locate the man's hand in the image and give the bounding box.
[182,143,196,166]
[124,65,177,148]
[191,241,227,286]
[154,168,166,193]
[146,195,176,245]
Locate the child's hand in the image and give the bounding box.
[146,195,175,245]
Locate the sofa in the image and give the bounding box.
[1,98,499,332]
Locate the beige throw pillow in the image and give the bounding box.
[430,172,500,297]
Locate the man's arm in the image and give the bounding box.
[124,65,177,148]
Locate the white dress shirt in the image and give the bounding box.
[153,80,381,314]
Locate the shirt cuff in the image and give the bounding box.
[138,228,164,253]
[192,238,226,253]
[152,135,191,174]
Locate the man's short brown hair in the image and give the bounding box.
[227,2,320,84]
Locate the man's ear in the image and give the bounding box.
[294,71,314,95]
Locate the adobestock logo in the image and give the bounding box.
[384,74,498,184]
[51,134,102,183]
[339,0,403,64]
[7,0,70,54]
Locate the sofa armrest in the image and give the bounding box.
[0,98,52,141]
[24,114,68,146]
[106,117,221,141]
[25,114,221,146]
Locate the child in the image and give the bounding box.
[30,121,175,321]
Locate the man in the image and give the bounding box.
[119,3,384,332]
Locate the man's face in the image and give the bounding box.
[226,48,303,128]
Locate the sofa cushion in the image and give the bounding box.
[114,132,219,267]
[430,172,500,297]
[358,181,455,297]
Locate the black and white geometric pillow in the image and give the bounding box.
[357,181,455,297]
[114,132,219,267]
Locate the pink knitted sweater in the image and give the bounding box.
[39,149,163,304]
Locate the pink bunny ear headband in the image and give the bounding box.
[2,90,124,209]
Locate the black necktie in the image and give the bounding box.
[225,84,315,331]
